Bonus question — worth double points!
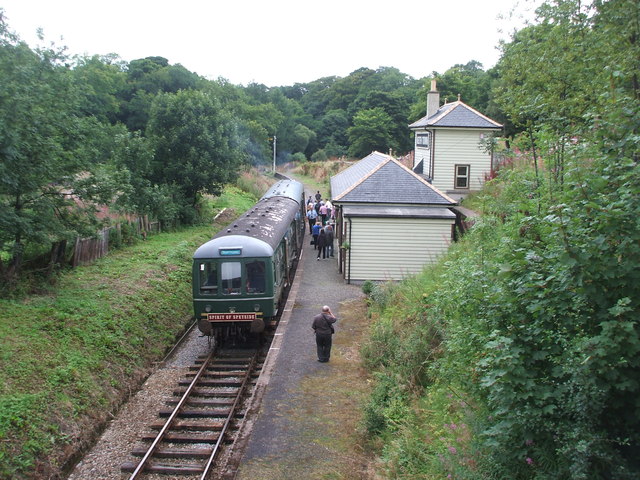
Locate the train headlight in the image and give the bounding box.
[229,307,236,313]
[254,304,260,312]
[205,305,212,313]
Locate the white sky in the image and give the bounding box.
[1,0,540,87]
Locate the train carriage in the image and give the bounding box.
[192,179,305,344]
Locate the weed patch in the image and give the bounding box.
[237,299,376,480]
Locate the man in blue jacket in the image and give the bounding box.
[311,221,322,250]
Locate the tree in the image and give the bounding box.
[291,124,316,155]
[146,89,242,221]
[118,56,202,132]
[71,54,127,123]
[318,109,349,151]
[0,23,119,281]
[347,107,397,158]
[349,90,413,153]
[492,3,598,191]
[327,67,376,111]
[472,1,640,476]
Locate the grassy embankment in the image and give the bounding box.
[360,151,640,478]
[0,184,261,479]
[285,159,352,198]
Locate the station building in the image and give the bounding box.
[330,151,456,283]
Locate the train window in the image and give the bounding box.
[278,245,286,280]
[246,260,266,294]
[199,263,218,295]
[221,262,242,295]
[273,249,282,286]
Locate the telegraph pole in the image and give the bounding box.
[272,135,277,173]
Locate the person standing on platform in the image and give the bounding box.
[325,223,334,257]
[312,305,337,362]
[316,228,328,260]
[319,202,328,225]
[312,221,322,249]
[325,200,333,221]
[306,206,318,235]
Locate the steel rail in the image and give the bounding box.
[199,350,259,480]
[128,347,216,479]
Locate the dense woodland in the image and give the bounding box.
[0,0,639,478]
[0,7,498,288]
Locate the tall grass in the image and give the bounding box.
[283,159,353,199]
[291,158,352,183]
[235,168,277,199]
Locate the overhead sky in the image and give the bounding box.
[1,0,540,87]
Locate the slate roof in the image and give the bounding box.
[330,151,456,205]
[408,100,502,129]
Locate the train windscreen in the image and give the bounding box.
[221,262,242,295]
[246,260,266,294]
[199,263,218,295]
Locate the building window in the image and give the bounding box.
[455,165,470,189]
[416,132,431,148]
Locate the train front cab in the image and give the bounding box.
[193,237,284,342]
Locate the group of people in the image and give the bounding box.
[306,191,335,232]
[305,192,339,362]
[312,221,334,260]
[307,192,338,362]
[307,191,335,260]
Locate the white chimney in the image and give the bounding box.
[427,79,440,119]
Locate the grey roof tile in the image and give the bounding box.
[409,101,502,129]
[330,151,455,205]
[330,151,388,199]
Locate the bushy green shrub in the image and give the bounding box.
[311,149,328,162]
[291,152,307,163]
[363,372,410,435]
[361,279,374,296]
[368,281,397,312]
[362,153,640,478]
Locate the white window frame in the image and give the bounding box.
[416,132,431,148]
[455,164,470,189]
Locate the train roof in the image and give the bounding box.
[194,195,301,258]
[193,235,273,259]
[260,179,304,204]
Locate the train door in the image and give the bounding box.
[284,237,290,287]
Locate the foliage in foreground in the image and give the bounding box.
[363,155,639,479]
[361,1,640,478]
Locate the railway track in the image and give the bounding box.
[121,346,264,478]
